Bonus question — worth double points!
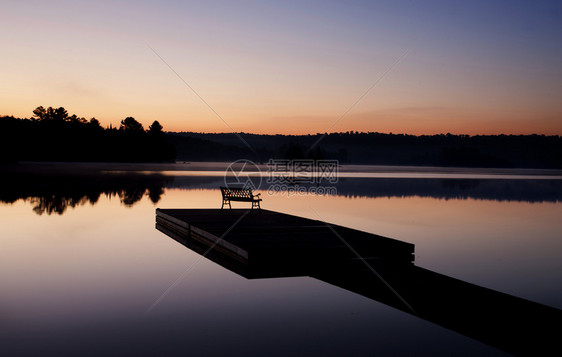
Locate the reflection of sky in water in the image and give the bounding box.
[2,181,561,356]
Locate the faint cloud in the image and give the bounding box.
[367,106,452,115]
[58,80,101,97]
[34,77,102,98]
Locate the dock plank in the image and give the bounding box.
[156,208,415,266]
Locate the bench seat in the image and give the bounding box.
[220,186,261,209]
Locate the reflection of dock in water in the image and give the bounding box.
[156,209,561,356]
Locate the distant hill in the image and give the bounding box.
[171,131,562,169]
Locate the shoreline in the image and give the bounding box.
[3,161,562,179]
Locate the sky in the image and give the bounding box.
[1,0,561,135]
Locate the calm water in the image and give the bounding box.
[1,164,561,356]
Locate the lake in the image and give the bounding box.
[1,162,561,356]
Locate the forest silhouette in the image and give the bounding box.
[2,106,562,168]
[0,106,175,163]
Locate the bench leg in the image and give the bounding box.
[221,199,231,209]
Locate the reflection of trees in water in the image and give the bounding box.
[148,186,165,204]
[26,186,166,215]
[30,195,95,215]
[0,171,171,215]
[331,178,562,203]
[166,176,562,203]
[4,167,562,214]
[118,188,146,207]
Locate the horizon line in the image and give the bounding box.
[2,112,561,137]
[168,130,562,138]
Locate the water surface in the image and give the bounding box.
[1,164,561,356]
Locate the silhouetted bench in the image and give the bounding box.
[220,186,262,209]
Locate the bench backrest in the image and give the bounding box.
[220,186,254,199]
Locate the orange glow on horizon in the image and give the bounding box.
[158,113,562,136]
[3,104,561,136]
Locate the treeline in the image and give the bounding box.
[0,106,175,163]
[173,132,562,169]
[2,106,561,168]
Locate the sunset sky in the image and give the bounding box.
[1,0,561,135]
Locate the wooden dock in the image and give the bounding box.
[156,208,415,279]
[155,208,561,356]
